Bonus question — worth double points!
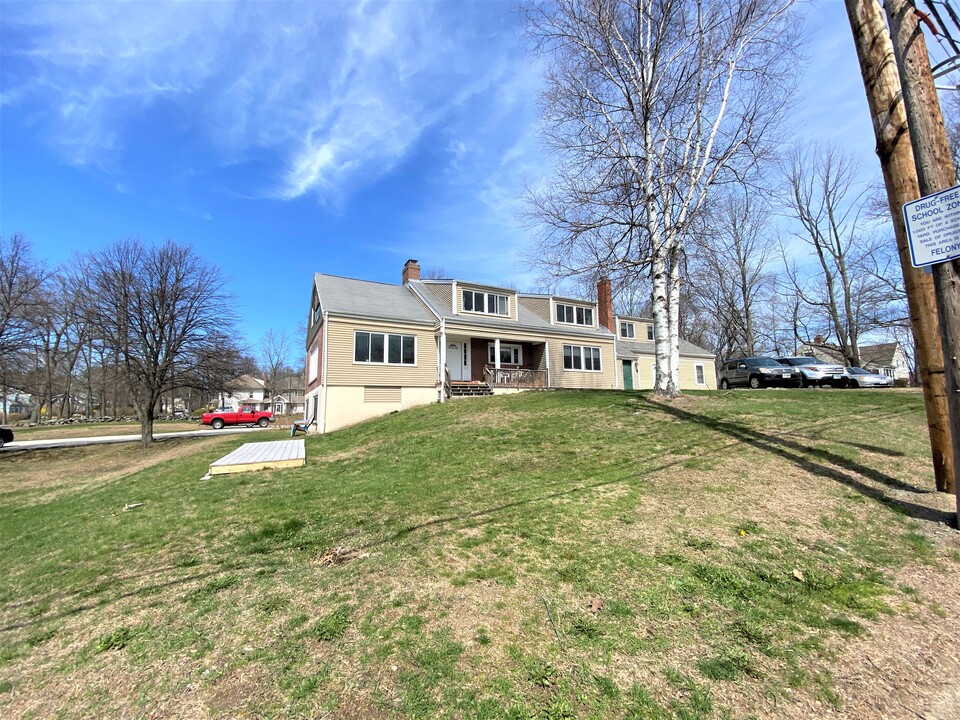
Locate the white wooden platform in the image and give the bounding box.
[209,439,305,476]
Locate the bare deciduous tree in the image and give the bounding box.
[525,0,798,396]
[78,239,241,446]
[687,192,777,357]
[0,235,45,422]
[780,144,907,365]
[258,328,294,398]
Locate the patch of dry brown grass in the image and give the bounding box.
[11,421,201,440]
[0,436,235,502]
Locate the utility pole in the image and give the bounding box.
[884,0,960,522]
[844,0,956,495]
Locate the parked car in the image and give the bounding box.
[718,357,801,389]
[0,427,12,448]
[844,367,895,388]
[776,356,847,388]
[200,406,274,430]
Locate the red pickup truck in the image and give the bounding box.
[201,406,274,430]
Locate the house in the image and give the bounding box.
[304,260,717,433]
[614,315,717,390]
[220,375,269,411]
[2,389,33,418]
[271,392,305,416]
[798,337,911,382]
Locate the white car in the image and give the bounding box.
[844,367,895,388]
[777,356,847,388]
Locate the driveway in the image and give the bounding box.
[0,427,269,452]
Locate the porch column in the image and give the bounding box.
[544,341,551,387]
[438,322,447,403]
[494,338,501,370]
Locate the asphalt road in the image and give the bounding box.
[0,426,270,451]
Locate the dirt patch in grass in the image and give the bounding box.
[779,555,960,720]
[205,663,275,714]
[0,436,232,501]
[313,438,385,464]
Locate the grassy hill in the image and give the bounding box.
[1,389,957,719]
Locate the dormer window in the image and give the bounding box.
[556,302,593,326]
[463,289,509,316]
[620,321,635,339]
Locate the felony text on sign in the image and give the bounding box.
[902,184,960,267]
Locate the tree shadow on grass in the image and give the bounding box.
[642,397,955,527]
[363,396,956,552]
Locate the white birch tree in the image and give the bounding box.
[526,0,798,395]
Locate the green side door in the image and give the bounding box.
[622,360,634,390]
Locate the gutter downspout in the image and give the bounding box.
[319,310,329,434]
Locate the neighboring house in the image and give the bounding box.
[2,390,33,417]
[304,260,718,433]
[271,393,305,416]
[220,375,269,411]
[798,338,911,382]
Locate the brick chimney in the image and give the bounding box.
[814,334,825,345]
[402,259,421,285]
[597,277,614,331]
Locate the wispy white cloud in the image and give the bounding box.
[1,1,540,204]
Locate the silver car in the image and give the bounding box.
[777,356,847,388]
[844,367,895,388]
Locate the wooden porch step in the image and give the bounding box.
[449,383,493,397]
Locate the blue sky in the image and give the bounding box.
[0,1,898,357]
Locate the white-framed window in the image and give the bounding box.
[308,346,319,382]
[488,343,522,365]
[462,289,509,316]
[563,344,601,371]
[620,321,635,338]
[695,364,705,385]
[646,325,654,341]
[354,331,416,365]
[556,302,594,326]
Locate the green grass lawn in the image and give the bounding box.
[0,389,956,719]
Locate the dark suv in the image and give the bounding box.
[718,357,800,389]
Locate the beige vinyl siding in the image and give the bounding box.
[679,358,717,389]
[364,386,402,403]
[637,356,716,390]
[456,284,518,321]
[425,282,453,311]
[548,333,617,389]
[518,296,552,323]
[325,317,437,387]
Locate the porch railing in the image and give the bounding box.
[483,366,548,388]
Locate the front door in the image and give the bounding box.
[622,360,634,390]
[448,341,469,381]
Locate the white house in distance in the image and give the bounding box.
[220,375,268,410]
[302,260,717,434]
[799,336,911,382]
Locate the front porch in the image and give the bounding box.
[442,335,549,396]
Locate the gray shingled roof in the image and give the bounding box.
[799,342,900,368]
[615,337,715,359]
[409,280,614,338]
[314,274,435,324]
